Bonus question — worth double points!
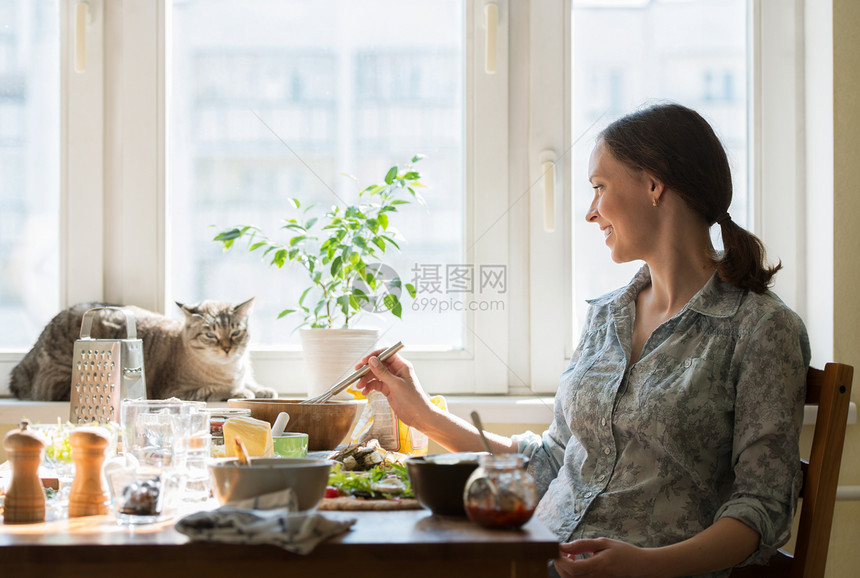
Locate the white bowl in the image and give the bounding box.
[208,457,332,512]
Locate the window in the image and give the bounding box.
[570,0,749,329]
[1,0,809,399]
[0,0,61,348]
[167,0,467,349]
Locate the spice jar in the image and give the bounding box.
[462,454,537,530]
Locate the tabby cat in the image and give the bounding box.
[9,298,277,402]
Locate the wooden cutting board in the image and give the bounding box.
[318,496,423,511]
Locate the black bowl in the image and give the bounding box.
[406,453,485,516]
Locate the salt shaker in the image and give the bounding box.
[68,427,110,517]
[2,419,47,524]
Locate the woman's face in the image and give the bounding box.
[586,140,657,263]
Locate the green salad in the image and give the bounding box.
[327,461,413,499]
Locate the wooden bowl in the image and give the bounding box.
[226,399,361,451]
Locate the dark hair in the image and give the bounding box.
[598,102,780,293]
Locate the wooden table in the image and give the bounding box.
[0,506,559,577]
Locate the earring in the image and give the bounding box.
[652,198,658,207]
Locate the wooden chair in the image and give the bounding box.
[732,362,854,578]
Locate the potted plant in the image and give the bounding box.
[213,155,425,397]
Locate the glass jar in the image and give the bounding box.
[203,407,251,458]
[462,453,538,529]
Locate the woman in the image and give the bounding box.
[355,103,810,578]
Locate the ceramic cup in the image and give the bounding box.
[272,433,309,458]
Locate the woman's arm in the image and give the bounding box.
[355,352,517,454]
[555,517,759,578]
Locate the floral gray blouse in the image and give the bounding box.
[513,266,810,577]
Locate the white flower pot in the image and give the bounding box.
[299,328,380,399]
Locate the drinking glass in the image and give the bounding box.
[183,402,211,501]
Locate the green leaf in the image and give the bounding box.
[289,198,301,209]
[354,236,368,250]
[277,309,296,319]
[379,235,400,250]
[411,154,425,163]
[298,287,313,306]
[405,283,417,298]
[331,255,343,277]
[378,213,389,229]
[403,171,420,180]
[290,235,307,247]
[273,249,287,268]
[390,200,409,206]
[384,165,398,185]
[214,228,243,241]
[249,241,267,251]
[371,237,386,252]
[384,294,402,318]
[367,218,379,233]
[305,217,318,229]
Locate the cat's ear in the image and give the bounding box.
[176,301,198,317]
[233,297,255,317]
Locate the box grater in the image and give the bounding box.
[70,307,147,425]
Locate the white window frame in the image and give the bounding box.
[1,0,817,398]
[526,0,811,394]
[73,0,511,396]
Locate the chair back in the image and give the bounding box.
[732,362,854,578]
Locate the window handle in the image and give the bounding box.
[484,2,497,74]
[75,1,89,73]
[540,150,556,232]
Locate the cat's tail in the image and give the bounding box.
[8,348,38,399]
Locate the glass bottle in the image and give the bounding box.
[462,453,538,529]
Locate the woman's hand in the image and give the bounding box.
[554,538,655,578]
[354,349,436,430]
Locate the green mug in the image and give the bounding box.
[272,433,309,458]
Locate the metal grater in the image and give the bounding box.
[70,307,147,425]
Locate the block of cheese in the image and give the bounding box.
[223,416,274,458]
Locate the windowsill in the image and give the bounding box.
[0,397,855,428]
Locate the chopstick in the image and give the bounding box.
[300,341,404,404]
[234,435,251,465]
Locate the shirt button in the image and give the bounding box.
[584,491,593,498]
[603,447,611,455]
[597,474,606,482]
[601,417,607,426]
[684,359,692,368]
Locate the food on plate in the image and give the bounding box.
[327,440,413,499]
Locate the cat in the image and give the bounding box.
[9,298,277,402]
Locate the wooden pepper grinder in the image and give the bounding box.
[68,427,110,517]
[3,419,47,524]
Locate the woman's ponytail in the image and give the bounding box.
[713,217,781,293]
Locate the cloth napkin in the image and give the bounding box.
[175,489,355,555]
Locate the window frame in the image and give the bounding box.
[99,0,512,396]
[0,0,814,398]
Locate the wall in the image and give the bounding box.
[826,1,860,576]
